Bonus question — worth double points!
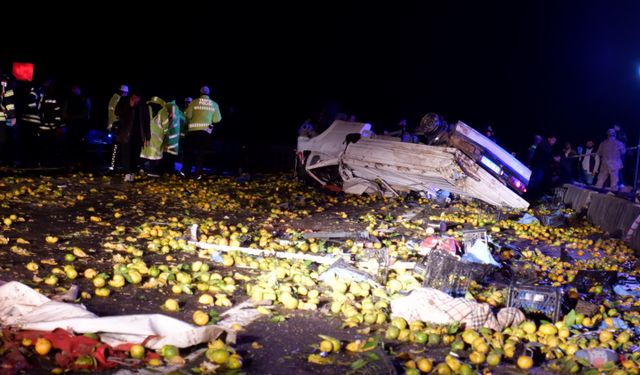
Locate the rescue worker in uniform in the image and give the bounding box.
[140,96,169,176]
[0,73,17,165]
[180,86,221,179]
[163,98,187,173]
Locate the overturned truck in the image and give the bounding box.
[296,114,531,209]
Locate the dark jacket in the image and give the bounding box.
[115,97,149,144]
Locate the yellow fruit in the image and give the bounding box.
[209,339,226,350]
[599,330,613,343]
[198,294,214,305]
[160,344,179,359]
[147,358,162,366]
[193,310,210,326]
[391,317,407,330]
[92,277,106,288]
[445,354,461,372]
[538,323,558,336]
[319,340,333,353]
[130,344,145,359]
[206,348,229,364]
[469,351,485,365]
[95,287,111,297]
[521,321,536,334]
[517,355,534,370]
[44,275,58,286]
[416,357,433,373]
[404,360,416,369]
[84,268,97,279]
[163,298,179,312]
[35,338,52,355]
[22,338,33,346]
[486,352,502,366]
[26,262,39,271]
[226,354,242,369]
[382,324,398,339]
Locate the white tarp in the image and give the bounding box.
[0,281,225,350]
[390,287,524,330]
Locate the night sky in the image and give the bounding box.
[4,1,640,156]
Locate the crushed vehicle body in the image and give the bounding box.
[296,115,531,209]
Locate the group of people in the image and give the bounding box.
[527,125,628,199]
[0,70,223,180]
[0,74,91,167]
[107,85,221,182]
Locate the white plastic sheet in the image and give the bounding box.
[0,282,224,350]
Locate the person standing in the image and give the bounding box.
[62,84,91,167]
[140,96,169,176]
[163,98,187,172]
[580,140,599,185]
[36,83,64,166]
[107,84,128,171]
[595,128,626,191]
[180,86,221,179]
[0,72,17,166]
[115,91,148,182]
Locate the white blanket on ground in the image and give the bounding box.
[390,287,524,330]
[0,281,224,349]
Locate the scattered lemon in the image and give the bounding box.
[319,340,333,353]
[206,348,229,364]
[130,344,145,359]
[416,357,433,373]
[517,355,533,370]
[35,337,52,355]
[163,298,179,312]
[193,310,210,326]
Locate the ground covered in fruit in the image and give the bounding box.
[0,172,639,374]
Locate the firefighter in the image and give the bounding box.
[0,73,17,165]
[180,86,221,179]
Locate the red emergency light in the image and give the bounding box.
[12,62,34,81]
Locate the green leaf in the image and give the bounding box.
[362,338,378,350]
[304,260,313,267]
[365,352,380,361]
[565,309,576,327]
[208,309,220,324]
[270,315,286,323]
[350,359,367,370]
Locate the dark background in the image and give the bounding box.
[3,1,640,158]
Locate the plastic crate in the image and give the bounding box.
[507,284,562,322]
[414,249,497,296]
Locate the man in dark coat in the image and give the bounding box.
[114,92,149,182]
